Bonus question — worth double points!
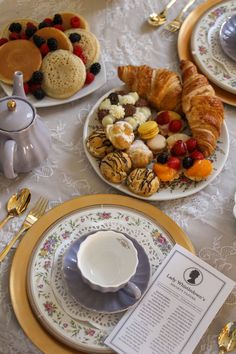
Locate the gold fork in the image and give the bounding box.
[0,197,48,262]
[164,0,196,32]
[148,0,178,27]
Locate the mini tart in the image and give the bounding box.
[59,12,89,30]
[33,27,73,51]
[138,121,159,140]
[184,160,213,181]
[127,168,159,197]
[153,163,179,182]
[86,129,113,158]
[0,18,39,39]
[0,40,42,84]
[100,151,132,184]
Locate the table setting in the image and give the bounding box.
[0,0,236,353]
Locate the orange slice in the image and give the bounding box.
[184,160,213,181]
[153,163,179,182]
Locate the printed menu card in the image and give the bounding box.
[105,245,235,354]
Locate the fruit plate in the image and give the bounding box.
[83,87,230,201]
[0,58,106,108]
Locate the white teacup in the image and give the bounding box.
[77,230,141,299]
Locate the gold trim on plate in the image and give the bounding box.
[10,194,195,354]
[178,0,236,107]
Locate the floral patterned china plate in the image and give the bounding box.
[83,87,229,201]
[62,233,151,313]
[0,59,106,108]
[191,0,236,94]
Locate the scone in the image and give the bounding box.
[65,28,100,68]
[127,140,153,168]
[86,129,113,158]
[0,39,42,84]
[41,49,86,98]
[127,168,159,197]
[100,151,132,184]
[33,27,73,51]
[106,121,135,150]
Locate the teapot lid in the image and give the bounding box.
[0,97,35,132]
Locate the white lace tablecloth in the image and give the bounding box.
[0,0,236,353]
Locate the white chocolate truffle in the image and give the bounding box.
[102,114,115,127]
[118,94,136,105]
[128,92,139,103]
[125,117,138,130]
[133,111,146,125]
[99,98,111,110]
[109,105,125,119]
[136,106,151,119]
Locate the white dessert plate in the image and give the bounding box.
[191,0,236,94]
[83,87,230,201]
[0,59,106,108]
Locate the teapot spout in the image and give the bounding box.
[12,71,26,98]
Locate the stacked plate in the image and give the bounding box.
[10,194,194,354]
[178,0,236,106]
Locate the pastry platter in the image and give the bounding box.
[83,87,229,201]
[10,194,194,354]
[178,0,236,106]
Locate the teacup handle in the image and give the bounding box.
[3,140,17,179]
[123,281,142,300]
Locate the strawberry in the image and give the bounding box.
[39,43,50,56]
[27,22,37,29]
[9,32,20,40]
[70,16,81,28]
[171,140,187,156]
[73,45,83,56]
[156,111,170,125]
[43,18,53,25]
[169,119,182,133]
[24,82,30,95]
[186,138,197,152]
[0,38,8,46]
[190,150,204,160]
[53,24,64,31]
[85,72,95,84]
[167,157,181,170]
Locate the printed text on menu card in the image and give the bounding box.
[105,245,235,354]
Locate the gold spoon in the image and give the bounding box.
[0,188,31,229]
[218,322,236,353]
[148,0,178,27]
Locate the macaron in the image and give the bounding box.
[138,121,159,140]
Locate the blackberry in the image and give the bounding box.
[69,33,81,43]
[108,92,119,105]
[33,35,46,47]
[33,88,45,100]
[47,37,58,51]
[38,21,52,29]
[25,27,37,38]
[182,156,194,169]
[31,71,44,84]
[90,62,101,75]
[9,22,22,33]
[53,14,63,25]
[157,153,169,164]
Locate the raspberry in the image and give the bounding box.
[43,18,53,25]
[0,38,8,46]
[69,33,81,43]
[47,37,58,51]
[20,32,28,40]
[167,157,181,170]
[24,82,30,95]
[9,22,22,33]
[73,45,83,56]
[31,71,43,84]
[40,43,50,56]
[33,88,45,100]
[183,156,194,169]
[53,14,63,25]
[53,24,64,31]
[157,152,169,164]
[186,138,197,152]
[108,92,119,105]
[90,62,101,75]
[79,53,87,64]
[85,72,95,84]
[156,111,170,125]
[171,140,187,156]
[29,83,41,94]
[70,16,81,28]
[9,32,21,40]
[190,150,204,160]
[26,22,37,29]
[169,119,182,133]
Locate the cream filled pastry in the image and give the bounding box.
[106,121,135,150]
[100,151,132,183]
[127,168,159,197]
[127,140,153,168]
[86,129,114,158]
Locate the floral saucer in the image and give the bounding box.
[62,233,151,313]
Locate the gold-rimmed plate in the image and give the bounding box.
[10,194,194,354]
[178,0,236,107]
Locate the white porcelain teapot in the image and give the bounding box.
[0,71,51,179]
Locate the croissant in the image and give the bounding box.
[180,60,224,157]
[118,65,182,113]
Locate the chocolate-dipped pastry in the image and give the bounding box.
[127,168,159,197]
[99,151,132,184]
[86,129,114,158]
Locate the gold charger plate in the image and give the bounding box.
[10,194,194,354]
[178,0,236,107]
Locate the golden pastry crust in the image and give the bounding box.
[127,140,153,168]
[126,168,159,196]
[100,151,132,183]
[86,129,114,158]
[106,121,134,150]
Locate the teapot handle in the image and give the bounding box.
[3,140,17,179]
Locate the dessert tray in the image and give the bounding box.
[191,0,236,95]
[177,0,236,106]
[10,194,194,354]
[83,87,229,202]
[0,59,106,108]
